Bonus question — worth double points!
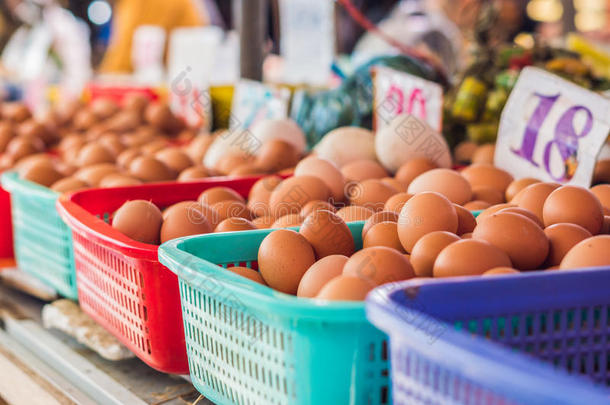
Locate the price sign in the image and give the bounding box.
[132,25,166,84]
[373,66,443,132]
[494,67,610,187]
[229,80,291,131]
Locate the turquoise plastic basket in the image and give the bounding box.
[158,222,389,405]
[1,171,77,299]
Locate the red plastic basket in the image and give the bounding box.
[0,184,14,262]
[56,176,269,374]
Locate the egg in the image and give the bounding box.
[20,160,63,187]
[50,177,89,193]
[297,255,348,297]
[98,133,125,157]
[397,192,458,252]
[214,217,257,232]
[6,137,45,161]
[213,152,253,175]
[2,103,31,123]
[75,163,119,186]
[454,204,477,234]
[348,179,397,212]
[59,134,86,153]
[410,231,460,277]
[226,266,266,284]
[116,148,142,169]
[343,246,415,285]
[476,203,516,223]
[268,176,330,217]
[408,169,472,205]
[112,200,163,244]
[473,212,548,270]
[249,119,307,155]
[141,139,170,155]
[294,156,346,203]
[335,205,374,222]
[471,187,505,205]
[593,160,610,184]
[300,200,336,217]
[341,159,388,182]
[199,186,245,206]
[155,148,193,173]
[178,166,208,182]
[247,175,282,217]
[544,223,592,267]
[505,178,540,202]
[313,127,376,167]
[76,143,115,167]
[471,144,495,164]
[145,103,175,132]
[380,177,404,192]
[129,156,175,182]
[453,141,477,164]
[362,211,399,238]
[161,203,212,243]
[15,153,54,173]
[542,186,603,234]
[463,200,491,210]
[18,119,55,145]
[186,134,215,163]
[461,164,513,193]
[560,235,610,269]
[90,98,118,119]
[105,111,141,133]
[590,184,610,213]
[271,214,303,228]
[211,200,251,222]
[252,215,274,229]
[229,163,265,176]
[299,210,354,258]
[73,110,98,130]
[602,216,610,234]
[383,193,413,214]
[394,158,438,187]
[512,182,560,223]
[258,229,316,294]
[99,174,143,188]
[363,221,405,252]
[434,239,512,277]
[316,276,376,301]
[255,139,299,172]
[482,267,520,276]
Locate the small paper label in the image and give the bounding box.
[373,66,443,132]
[494,67,610,186]
[229,80,291,131]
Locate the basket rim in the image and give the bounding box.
[1,171,60,201]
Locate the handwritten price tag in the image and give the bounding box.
[229,80,291,131]
[373,66,443,132]
[494,67,610,187]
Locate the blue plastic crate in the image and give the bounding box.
[366,269,610,404]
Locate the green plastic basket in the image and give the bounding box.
[159,222,389,405]
[1,171,77,299]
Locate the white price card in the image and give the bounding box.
[373,66,443,133]
[229,80,291,131]
[132,25,166,84]
[494,67,610,187]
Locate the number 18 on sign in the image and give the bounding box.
[494,67,610,187]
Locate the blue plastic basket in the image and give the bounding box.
[366,269,610,405]
[158,222,389,405]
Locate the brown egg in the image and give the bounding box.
[214,217,257,233]
[90,98,118,119]
[348,179,397,212]
[496,207,543,228]
[6,137,45,161]
[482,267,520,276]
[76,143,115,167]
[15,153,54,173]
[18,119,55,145]
[363,221,405,252]
[99,174,142,188]
[141,139,170,155]
[229,163,265,176]
[178,166,208,182]
[20,161,62,187]
[591,184,610,213]
[299,210,354,258]
[145,103,175,131]
[473,212,548,270]
[461,232,473,238]
[476,203,517,224]
[252,215,275,229]
[186,134,214,163]
[394,158,438,187]
[505,178,540,202]
[454,204,477,234]
[162,201,197,220]
[560,235,610,269]
[97,133,125,157]
[50,177,88,193]
[294,156,346,203]
[453,141,477,164]
[255,139,299,172]
[116,148,141,169]
[163,201,220,228]
[300,200,336,217]
[2,103,31,123]
[362,211,399,238]
[58,134,85,152]
[123,92,149,114]
[383,193,413,214]
[397,192,458,252]
[269,176,330,217]
[434,239,511,277]
[155,148,193,173]
[212,200,250,222]
[247,175,282,217]
[544,223,592,267]
[0,125,14,153]
[129,156,175,182]
[199,186,245,205]
[341,159,388,182]
[75,163,119,186]
[593,160,610,184]
[105,111,141,133]
[112,200,163,244]
[258,229,316,294]
[122,132,156,148]
[72,109,98,130]
[316,275,376,301]
[471,144,495,164]
[542,186,603,234]
[602,215,610,234]
[408,169,472,205]
[512,182,560,223]
[271,214,303,228]
[297,255,348,298]
[226,266,266,284]
[411,231,460,277]
[471,187,505,205]
[213,152,253,175]
[343,246,415,285]
[461,164,513,194]
[463,200,491,210]
[160,203,212,243]
[335,205,375,222]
